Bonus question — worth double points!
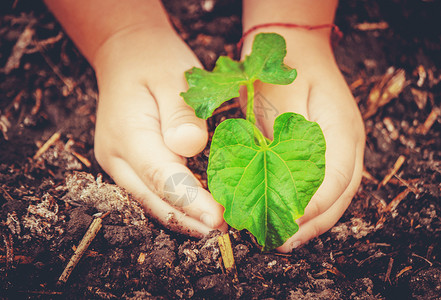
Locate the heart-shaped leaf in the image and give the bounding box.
[208,113,326,250]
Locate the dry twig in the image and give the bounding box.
[388,188,410,213]
[71,151,92,168]
[364,68,407,119]
[412,253,433,267]
[378,155,406,188]
[416,106,440,135]
[57,213,108,285]
[354,21,389,31]
[362,168,378,183]
[30,88,42,115]
[384,257,394,283]
[218,233,238,282]
[2,233,14,270]
[33,131,61,160]
[2,25,35,74]
[395,266,412,278]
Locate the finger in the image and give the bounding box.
[103,156,228,237]
[276,139,364,253]
[296,122,358,225]
[95,85,225,229]
[296,83,365,224]
[143,37,208,158]
[116,122,224,227]
[155,82,208,158]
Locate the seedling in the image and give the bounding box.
[181,33,326,250]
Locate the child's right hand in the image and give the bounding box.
[92,25,227,237]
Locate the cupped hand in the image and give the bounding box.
[92,25,227,237]
[241,30,365,252]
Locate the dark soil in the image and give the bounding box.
[1,0,441,299]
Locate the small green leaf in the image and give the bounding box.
[244,33,297,85]
[181,33,297,119]
[207,113,326,250]
[181,57,247,119]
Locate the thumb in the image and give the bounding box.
[154,86,208,158]
[162,104,208,158]
[141,43,208,158]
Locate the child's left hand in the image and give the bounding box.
[241,29,365,252]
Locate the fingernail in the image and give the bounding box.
[290,240,302,249]
[200,213,214,228]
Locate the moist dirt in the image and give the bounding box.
[1,0,440,299]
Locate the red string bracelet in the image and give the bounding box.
[237,22,343,53]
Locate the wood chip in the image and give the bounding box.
[416,65,426,87]
[33,131,61,160]
[364,67,407,119]
[326,266,346,278]
[2,233,14,270]
[0,186,14,201]
[383,117,399,140]
[218,233,238,282]
[0,255,34,264]
[31,88,42,115]
[426,245,434,260]
[2,25,35,74]
[17,290,63,296]
[350,78,364,90]
[362,168,378,184]
[410,88,428,110]
[354,21,389,31]
[382,188,410,215]
[25,31,64,54]
[378,155,406,188]
[137,252,146,264]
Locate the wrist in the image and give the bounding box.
[241,27,334,61]
[92,23,201,103]
[45,0,173,66]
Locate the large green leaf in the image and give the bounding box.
[181,33,297,119]
[208,113,326,250]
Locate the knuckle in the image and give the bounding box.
[165,105,198,127]
[210,214,226,229]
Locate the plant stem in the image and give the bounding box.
[246,81,268,147]
[246,81,256,124]
[253,126,268,147]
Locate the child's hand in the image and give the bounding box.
[241,29,365,252]
[44,0,226,237]
[92,26,227,237]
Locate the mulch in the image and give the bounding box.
[0,0,440,299]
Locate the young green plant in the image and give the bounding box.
[181,33,326,250]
